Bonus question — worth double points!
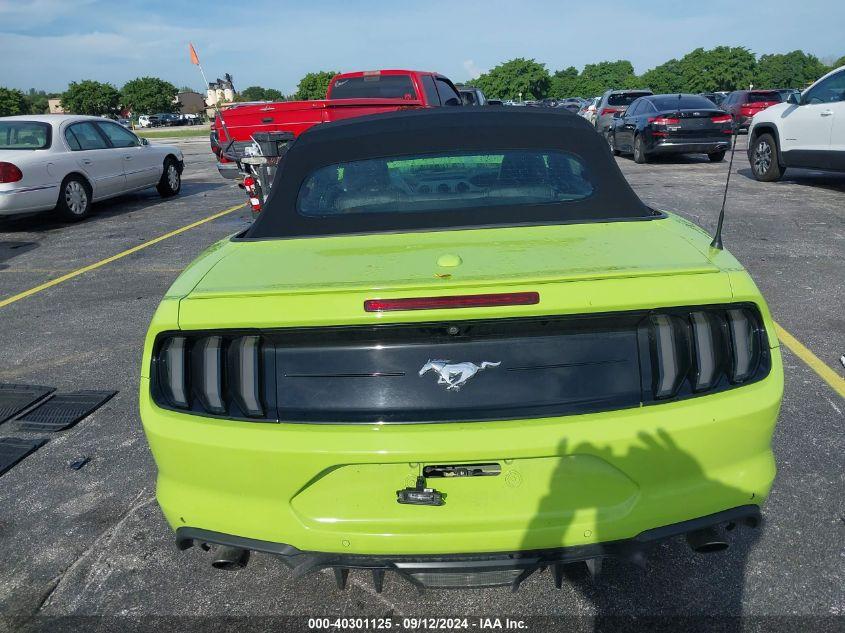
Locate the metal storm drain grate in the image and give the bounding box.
[16,391,117,432]
[0,384,55,425]
[0,437,48,476]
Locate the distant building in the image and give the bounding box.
[48,98,65,114]
[206,73,235,116]
[174,91,205,115]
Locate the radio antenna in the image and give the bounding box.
[710,114,738,250]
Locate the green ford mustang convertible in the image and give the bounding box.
[140,108,783,590]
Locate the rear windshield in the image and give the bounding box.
[649,95,718,110]
[608,92,651,106]
[297,150,593,217]
[0,122,51,149]
[747,92,782,103]
[330,75,417,100]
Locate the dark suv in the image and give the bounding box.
[595,89,653,135]
[456,85,488,106]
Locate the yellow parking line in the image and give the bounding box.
[0,203,245,309]
[775,322,845,399]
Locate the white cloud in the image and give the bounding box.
[0,0,98,20]
[462,59,486,79]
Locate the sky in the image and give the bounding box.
[0,0,842,94]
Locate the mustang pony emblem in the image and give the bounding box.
[419,359,501,391]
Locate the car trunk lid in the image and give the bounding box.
[177,219,730,330]
[186,220,717,299]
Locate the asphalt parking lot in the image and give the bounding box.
[0,134,842,630]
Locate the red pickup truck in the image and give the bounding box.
[211,69,462,179]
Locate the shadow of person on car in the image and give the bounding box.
[522,430,761,632]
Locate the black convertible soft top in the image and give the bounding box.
[245,107,656,239]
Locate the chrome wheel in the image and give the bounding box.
[167,164,180,190]
[64,180,88,215]
[754,141,772,174]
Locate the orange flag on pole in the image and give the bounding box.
[189,43,200,66]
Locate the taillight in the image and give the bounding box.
[159,336,188,408]
[650,314,691,399]
[689,311,724,391]
[726,309,761,382]
[648,306,766,400]
[711,115,732,124]
[154,333,266,418]
[191,335,225,414]
[242,175,261,213]
[0,162,23,183]
[600,107,618,116]
[364,292,540,312]
[648,117,680,125]
[228,335,263,417]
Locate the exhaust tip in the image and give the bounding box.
[693,540,729,554]
[685,527,729,554]
[211,545,250,570]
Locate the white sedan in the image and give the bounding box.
[0,114,183,221]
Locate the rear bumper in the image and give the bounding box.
[176,504,761,589]
[0,184,58,216]
[651,139,731,154]
[737,117,753,131]
[141,346,782,556]
[216,161,240,180]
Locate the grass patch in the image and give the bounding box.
[136,127,209,139]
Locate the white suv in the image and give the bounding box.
[748,65,845,181]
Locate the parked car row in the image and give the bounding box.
[137,113,204,128]
[587,63,845,180]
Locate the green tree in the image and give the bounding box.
[640,59,686,94]
[676,46,756,92]
[240,86,268,101]
[25,89,52,114]
[0,87,30,116]
[61,80,121,115]
[576,60,638,96]
[240,86,284,101]
[832,56,845,69]
[472,58,551,101]
[121,77,178,115]
[756,50,828,88]
[295,71,338,100]
[549,66,580,98]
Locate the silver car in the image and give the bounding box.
[594,89,653,136]
[0,115,183,221]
